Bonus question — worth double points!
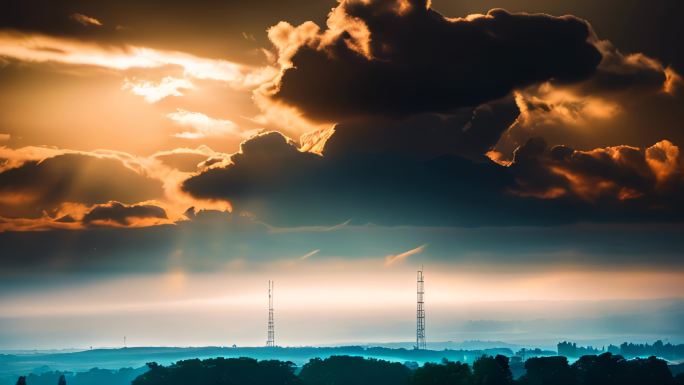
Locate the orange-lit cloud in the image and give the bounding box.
[299,125,336,155]
[122,76,194,103]
[510,139,684,202]
[492,39,681,162]
[646,140,681,184]
[70,13,103,27]
[0,145,70,172]
[0,31,275,88]
[167,109,260,140]
[664,66,683,95]
[0,144,236,231]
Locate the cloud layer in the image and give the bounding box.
[0,153,163,219]
[266,1,601,120]
[0,145,232,231]
[510,138,684,204]
[1,0,683,233]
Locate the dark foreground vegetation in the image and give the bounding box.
[14,353,684,385]
[12,368,145,385]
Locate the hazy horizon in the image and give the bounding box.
[2,0,684,357]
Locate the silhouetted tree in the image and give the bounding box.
[472,355,513,385]
[557,342,602,358]
[17,367,145,385]
[132,357,301,385]
[518,356,575,385]
[675,373,684,385]
[299,356,411,385]
[412,360,471,385]
[572,353,674,385]
[620,356,674,385]
[124,353,680,385]
[16,376,27,385]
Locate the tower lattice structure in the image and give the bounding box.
[416,267,426,350]
[267,280,275,347]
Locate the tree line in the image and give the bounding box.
[14,353,684,385]
[12,367,145,385]
[559,340,684,360]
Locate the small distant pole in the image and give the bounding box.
[124,336,127,348]
[266,281,275,347]
[416,266,426,350]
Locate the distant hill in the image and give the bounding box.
[357,340,522,351]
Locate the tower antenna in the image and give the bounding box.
[416,266,426,350]
[267,280,275,347]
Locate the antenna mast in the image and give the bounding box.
[267,280,275,347]
[416,267,426,350]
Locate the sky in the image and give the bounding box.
[1,0,684,350]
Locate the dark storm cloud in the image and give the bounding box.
[323,97,520,161]
[589,41,671,93]
[430,0,684,74]
[182,129,684,227]
[0,153,163,218]
[183,131,534,226]
[269,1,602,120]
[82,201,167,226]
[183,132,324,205]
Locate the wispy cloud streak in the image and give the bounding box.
[384,244,427,266]
[0,32,276,89]
[298,249,320,261]
[70,13,103,27]
[167,109,259,139]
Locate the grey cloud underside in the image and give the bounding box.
[1,213,683,282]
[430,0,684,75]
[81,201,167,225]
[324,97,520,161]
[274,4,602,120]
[182,132,684,227]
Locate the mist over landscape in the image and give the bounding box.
[2,0,684,384]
